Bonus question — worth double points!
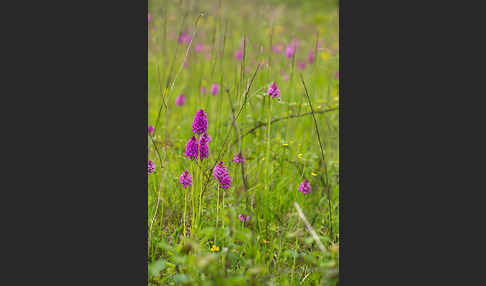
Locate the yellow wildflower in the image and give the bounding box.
[210,245,220,252]
[311,172,318,177]
[321,52,330,61]
[282,143,289,147]
[297,153,303,159]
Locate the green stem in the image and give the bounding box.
[215,185,220,244]
[183,186,187,237]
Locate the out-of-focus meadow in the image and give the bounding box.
[148,0,339,284]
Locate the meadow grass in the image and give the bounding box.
[148,0,339,284]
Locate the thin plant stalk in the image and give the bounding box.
[215,185,220,244]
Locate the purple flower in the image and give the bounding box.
[178,31,191,44]
[335,71,339,79]
[267,82,280,98]
[200,142,209,161]
[213,161,231,189]
[308,51,315,64]
[148,125,154,135]
[282,74,289,81]
[238,214,250,222]
[185,136,198,160]
[233,152,244,164]
[298,179,311,195]
[285,40,298,59]
[210,84,219,95]
[285,45,295,58]
[298,61,306,70]
[213,161,228,181]
[200,132,211,144]
[234,49,243,60]
[219,174,231,189]
[192,109,208,134]
[175,94,186,106]
[195,43,203,53]
[179,170,193,188]
[148,160,155,174]
[148,14,151,23]
[201,86,208,95]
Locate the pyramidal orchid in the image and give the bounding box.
[233,152,244,164]
[185,136,199,160]
[210,84,219,95]
[148,160,155,174]
[298,179,311,195]
[192,109,208,134]
[179,170,193,188]
[267,82,280,98]
[175,94,186,106]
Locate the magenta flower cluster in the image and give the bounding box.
[210,84,219,95]
[267,82,280,98]
[213,161,231,189]
[238,214,250,222]
[178,31,191,44]
[148,160,155,174]
[175,94,186,106]
[192,109,208,134]
[185,110,211,161]
[298,179,311,195]
[148,125,154,135]
[184,136,199,160]
[179,170,192,188]
[233,152,244,164]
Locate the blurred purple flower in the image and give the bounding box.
[178,31,191,44]
[148,125,154,135]
[201,86,208,95]
[148,14,151,23]
[175,94,186,106]
[233,152,244,164]
[234,49,243,60]
[210,84,219,95]
[298,61,306,70]
[195,43,204,53]
[335,71,339,79]
[282,74,289,81]
[238,214,250,222]
[285,40,298,59]
[308,51,315,64]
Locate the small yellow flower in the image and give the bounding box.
[321,52,330,61]
[297,153,303,159]
[210,245,220,252]
[311,172,318,177]
[261,157,265,161]
[282,143,289,147]
[262,239,269,244]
